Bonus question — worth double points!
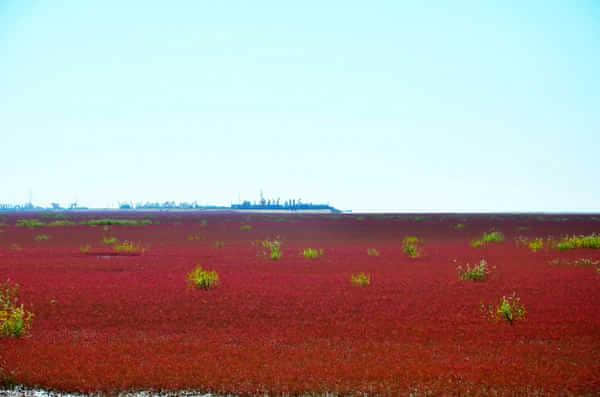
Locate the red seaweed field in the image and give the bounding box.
[1,212,599,395]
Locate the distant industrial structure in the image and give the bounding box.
[231,192,339,213]
[116,192,340,213]
[0,202,87,211]
[1,193,340,213]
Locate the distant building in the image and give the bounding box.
[231,199,340,213]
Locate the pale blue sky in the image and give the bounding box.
[1,1,599,211]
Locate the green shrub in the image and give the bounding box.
[481,292,526,325]
[516,235,551,251]
[79,244,91,254]
[240,224,253,231]
[215,240,225,248]
[556,240,572,251]
[34,234,49,241]
[188,266,219,289]
[457,259,491,281]
[0,306,32,338]
[102,236,118,245]
[0,280,34,338]
[471,239,484,248]
[262,239,282,260]
[404,244,419,258]
[528,238,544,252]
[350,272,371,287]
[270,249,282,261]
[47,220,76,227]
[403,236,420,245]
[81,219,152,227]
[16,219,44,228]
[113,241,145,254]
[454,223,465,230]
[402,236,422,258]
[302,248,324,260]
[471,231,504,248]
[367,248,380,257]
[482,231,504,243]
[556,234,600,251]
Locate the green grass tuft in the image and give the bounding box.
[528,238,544,252]
[102,236,118,245]
[34,234,50,241]
[112,241,145,254]
[556,234,600,251]
[302,248,324,260]
[350,272,371,287]
[47,220,76,227]
[262,239,282,260]
[457,259,491,281]
[471,231,504,248]
[402,236,422,258]
[188,266,219,290]
[16,219,44,228]
[0,280,34,338]
[481,292,526,325]
[367,248,380,257]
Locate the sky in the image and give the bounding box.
[1,1,599,212]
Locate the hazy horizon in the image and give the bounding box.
[2,1,599,212]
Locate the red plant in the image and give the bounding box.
[0,213,599,395]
